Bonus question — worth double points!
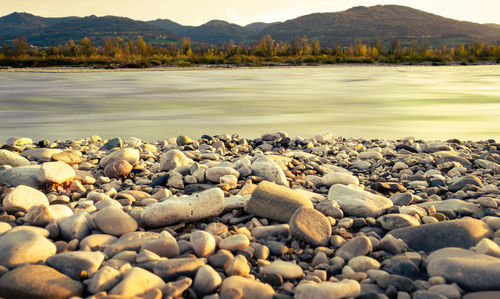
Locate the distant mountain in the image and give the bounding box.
[259,5,500,47]
[149,19,194,36]
[243,22,274,36]
[484,23,500,30]
[183,20,248,44]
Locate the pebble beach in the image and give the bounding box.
[0,132,499,299]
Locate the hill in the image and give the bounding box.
[148,19,194,36]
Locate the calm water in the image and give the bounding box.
[0,65,499,142]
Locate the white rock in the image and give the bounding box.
[21,148,62,162]
[322,172,359,186]
[2,185,49,213]
[328,184,393,218]
[0,149,30,167]
[160,149,191,171]
[191,230,216,257]
[85,265,122,294]
[206,167,239,183]
[99,148,140,168]
[109,267,166,296]
[474,238,500,258]
[295,280,361,299]
[358,151,383,160]
[25,204,73,226]
[348,256,381,272]
[37,161,76,184]
[261,261,303,280]
[251,156,288,186]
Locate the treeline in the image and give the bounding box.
[1,35,500,68]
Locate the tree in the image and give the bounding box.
[257,34,274,56]
[80,37,94,57]
[69,40,79,57]
[182,37,192,56]
[126,40,136,56]
[1,43,10,57]
[103,38,115,57]
[137,36,148,57]
[13,38,27,56]
[458,43,466,57]
[311,40,321,56]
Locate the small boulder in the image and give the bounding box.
[289,206,331,247]
[2,185,48,213]
[37,161,76,184]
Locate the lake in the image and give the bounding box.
[0,65,499,142]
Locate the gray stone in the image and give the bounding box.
[389,217,491,252]
[103,231,160,257]
[109,267,166,297]
[251,224,289,240]
[154,257,206,280]
[94,207,138,236]
[140,231,179,258]
[328,184,393,218]
[251,156,288,186]
[58,212,95,241]
[0,230,56,269]
[462,291,500,299]
[417,199,484,218]
[80,234,117,251]
[104,159,133,178]
[160,149,191,171]
[46,251,105,280]
[206,167,240,183]
[0,149,30,167]
[2,185,48,213]
[100,148,139,168]
[102,137,122,150]
[21,148,62,162]
[219,234,250,252]
[322,172,359,186]
[0,165,42,187]
[376,274,416,292]
[193,265,222,296]
[335,235,372,261]
[191,230,216,257]
[448,175,483,192]
[25,204,73,226]
[37,161,76,184]
[85,265,122,294]
[261,260,303,280]
[377,214,420,230]
[427,285,461,299]
[220,276,275,299]
[434,151,472,169]
[289,206,331,247]
[315,200,344,218]
[245,181,313,223]
[295,280,361,299]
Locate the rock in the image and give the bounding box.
[315,200,344,218]
[377,234,408,254]
[261,260,303,280]
[376,274,416,292]
[191,230,216,257]
[383,259,422,280]
[372,182,407,193]
[289,206,331,247]
[359,151,383,160]
[226,254,250,276]
[0,265,84,298]
[109,267,166,297]
[294,280,361,299]
[208,249,234,269]
[219,234,250,252]
[417,199,484,218]
[58,212,95,241]
[193,265,222,296]
[103,231,160,257]
[251,224,289,240]
[220,276,275,299]
[377,214,420,230]
[46,251,105,280]
[322,172,359,186]
[140,231,180,258]
[224,194,250,210]
[348,256,381,272]
[2,185,48,213]
[474,238,500,257]
[245,181,313,223]
[462,291,500,299]
[0,222,11,234]
[389,217,491,252]
[154,257,206,280]
[104,159,133,178]
[251,156,288,186]
[163,277,192,298]
[176,135,193,146]
[335,235,373,261]
[427,247,500,291]
[21,148,62,162]
[37,161,76,184]
[328,184,393,218]
[6,137,32,146]
[85,265,122,293]
[5,225,50,237]
[427,285,461,299]
[389,192,414,206]
[80,234,117,251]
[25,204,73,226]
[0,149,30,167]
[0,230,56,269]
[94,207,138,236]
[206,167,240,183]
[99,148,139,168]
[448,175,483,192]
[52,151,83,165]
[160,149,191,171]
[0,165,42,187]
[434,151,472,169]
[102,137,122,150]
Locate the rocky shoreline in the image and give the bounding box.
[0,133,499,299]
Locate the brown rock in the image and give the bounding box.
[104,159,132,178]
[289,206,331,247]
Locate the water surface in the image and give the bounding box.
[1,65,499,141]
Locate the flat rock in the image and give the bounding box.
[109,267,166,297]
[462,291,500,299]
[251,156,288,186]
[46,251,105,280]
[427,247,500,291]
[160,149,191,171]
[37,161,76,184]
[245,181,313,223]
[295,280,361,299]
[0,230,56,269]
[154,257,206,280]
[2,184,48,213]
[21,148,62,162]
[0,265,84,299]
[322,172,359,186]
[103,231,160,257]
[220,276,275,299]
[52,151,83,165]
[335,235,373,261]
[99,148,139,168]
[141,188,224,227]
[0,165,42,187]
[206,167,239,183]
[0,149,30,167]
[328,184,393,218]
[289,206,331,247]
[417,199,484,218]
[94,207,138,236]
[261,260,303,280]
[377,213,420,230]
[389,217,491,252]
[58,212,95,241]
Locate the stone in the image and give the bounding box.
[160,149,191,171]
[389,192,414,206]
[104,231,160,257]
[251,224,289,240]
[52,151,83,165]
[348,256,381,272]
[46,251,105,280]
[109,267,166,297]
[389,217,491,252]
[94,207,138,236]
[417,199,484,218]
[224,194,250,210]
[359,151,383,160]
[80,234,117,251]
[58,212,95,241]
[191,230,216,257]
[412,290,448,299]
[208,249,234,269]
[383,259,422,280]
[5,225,50,237]
[104,159,133,178]
[427,247,500,291]
[245,181,313,223]
[219,234,250,252]
[25,204,73,226]
[100,148,139,168]
[2,185,48,213]
[102,137,122,150]
[141,188,224,227]
[294,280,361,299]
[0,230,56,269]
[335,235,373,261]
[322,172,359,186]
[377,234,408,254]
[474,238,500,257]
[220,276,275,299]
[328,184,393,218]
[6,137,32,146]
[462,291,500,299]
[289,206,331,247]
[206,167,240,183]
[0,149,30,167]
[427,285,461,299]
[37,161,76,184]
[377,214,420,231]
[154,257,206,280]
[376,274,416,293]
[448,175,483,192]
[0,222,11,234]
[21,148,62,162]
[0,265,84,299]
[261,260,303,280]
[140,231,180,258]
[176,135,193,146]
[85,265,122,294]
[163,277,192,298]
[226,254,250,276]
[251,156,288,186]
[193,265,222,296]
[0,165,42,187]
[315,200,344,218]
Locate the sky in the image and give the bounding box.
[1,0,499,26]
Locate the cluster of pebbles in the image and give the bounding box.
[0,132,499,299]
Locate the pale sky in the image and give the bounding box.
[1,0,499,26]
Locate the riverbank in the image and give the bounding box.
[0,133,499,298]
